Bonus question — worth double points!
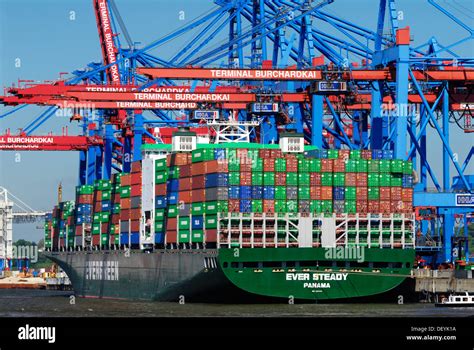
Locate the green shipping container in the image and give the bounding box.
[390,174,403,187]
[286,172,298,186]
[356,159,368,173]
[101,191,111,201]
[205,201,218,215]
[391,159,404,173]
[275,200,287,213]
[178,217,190,230]
[191,202,204,215]
[168,205,178,217]
[155,209,165,221]
[95,179,111,191]
[253,158,263,172]
[228,159,240,172]
[345,187,356,200]
[333,173,345,186]
[275,186,287,200]
[298,173,310,185]
[321,173,333,186]
[192,149,214,163]
[217,200,228,213]
[403,161,413,175]
[327,149,339,159]
[229,172,240,186]
[155,158,167,171]
[120,186,131,198]
[92,223,100,235]
[252,199,263,213]
[100,212,110,223]
[321,200,333,212]
[155,172,168,184]
[350,150,361,159]
[367,160,380,173]
[101,234,109,245]
[298,159,310,172]
[309,159,321,172]
[287,200,298,213]
[77,185,94,195]
[368,187,380,200]
[275,158,287,172]
[310,200,321,213]
[345,159,357,172]
[191,230,204,243]
[113,203,121,214]
[379,160,391,173]
[252,172,263,185]
[298,187,310,200]
[205,215,218,229]
[168,167,180,179]
[178,231,190,243]
[379,175,391,186]
[155,221,164,232]
[368,173,380,187]
[345,200,357,213]
[263,173,275,186]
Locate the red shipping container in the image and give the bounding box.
[356,187,368,199]
[155,184,167,196]
[333,159,346,172]
[130,209,141,220]
[275,173,286,186]
[286,157,298,169]
[270,149,283,158]
[92,235,100,246]
[240,172,252,186]
[379,200,391,213]
[75,226,83,236]
[402,188,413,202]
[379,187,391,200]
[191,189,205,202]
[131,161,142,173]
[179,177,192,191]
[94,202,102,212]
[131,185,141,197]
[361,150,372,160]
[96,191,102,201]
[240,162,253,172]
[166,218,177,230]
[166,231,177,243]
[356,173,367,186]
[321,159,333,172]
[168,153,190,166]
[179,191,192,203]
[131,172,141,185]
[192,175,206,189]
[391,187,402,201]
[131,220,140,232]
[113,194,120,202]
[259,149,271,159]
[120,209,130,220]
[228,199,240,213]
[338,149,350,160]
[206,159,228,173]
[263,158,275,172]
[101,223,109,232]
[205,229,217,243]
[191,162,206,175]
[402,201,413,213]
[263,200,275,213]
[236,148,248,159]
[321,186,333,200]
[310,173,321,186]
[67,217,74,225]
[357,200,368,214]
[368,200,379,213]
[121,174,131,186]
[345,173,357,186]
[121,198,131,209]
[310,186,322,200]
[111,215,120,225]
[78,194,93,204]
[180,164,192,177]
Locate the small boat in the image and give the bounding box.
[435,292,474,307]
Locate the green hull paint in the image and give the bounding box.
[219,248,415,300]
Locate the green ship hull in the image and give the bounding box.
[46,247,415,302]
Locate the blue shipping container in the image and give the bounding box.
[214,148,226,160]
[252,186,263,199]
[263,186,275,199]
[167,179,179,192]
[333,187,345,200]
[155,196,167,209]
[191,216,204,229]
[319,149,328,159]
[154,233,165,244]
[205,173,228,187]
[402,175,413,188]
[372,150,383,159]
[168,192,178,205]
[239,186,252,199]
[101,201,111,211]
[120,233,129,245]
[382,150,394,160]
[240,199,252,213]
[229,186,240,199]
[130,233,140,244]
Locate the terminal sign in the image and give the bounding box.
[455,194,474,207]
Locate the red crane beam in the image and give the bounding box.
[0,135,103,151]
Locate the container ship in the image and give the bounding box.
[44,132,416,302]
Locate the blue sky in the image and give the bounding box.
[0,0,473,241]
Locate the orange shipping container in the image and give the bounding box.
[179,177,192,191]
[345,173,357,186]
[155,184,167,196]
[191,162,206,175]
[379,187,391,200]
[166,231,177,243]
[121,198,131,209]
[206,159,228,173]
[402,188,413,202]
[321,186,333,200]
[391,187,402,201]
[310,186,322,200]
[356,187,368,199]
[131,173,141,185]
[321,159,333,172]
[121,174,131,186]
[179,191,192,203]
[191,189,206,202]
[130,220,140,232]
[131,161,142,173]
[166,218,177,230]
